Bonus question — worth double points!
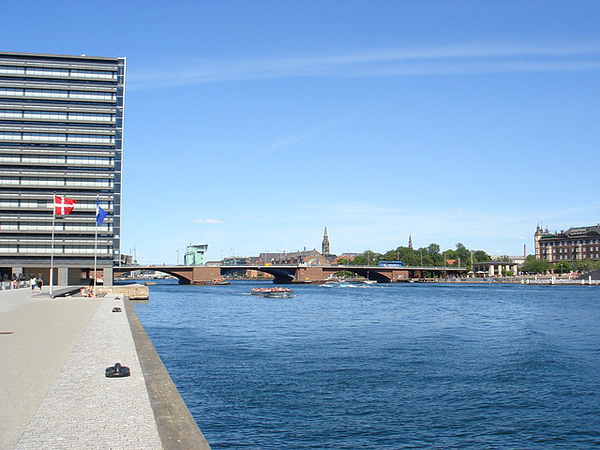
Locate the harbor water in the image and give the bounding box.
[132,281,600,449]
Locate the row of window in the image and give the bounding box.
[1,223,110,231]
[0,177,113,187]
[0,88,115,101]
[0,246,111,254]
[0,146,117,156]
[0,200,113,209]
[0,66,117,79]
[0,155,114,165]
[553,246,600,253]
[542,239,600,246]
[553,254,600,261]
[0,110,114,122]
[0,132,114,143]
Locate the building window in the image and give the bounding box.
[69,91,115,101]
[67,134,113,143]
[26,67,69,77]
[71,69,116,80]
[0,87,24,96]
[0,131,22,140]
[23,132,67,142]
[25,89,68,98]
[0,66,25,75]
[0,110,23,118]
[68,112,114,122]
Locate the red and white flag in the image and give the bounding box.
[54,195,76,215]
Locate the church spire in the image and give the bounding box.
[408,233,413,249]
[322,227,330,255]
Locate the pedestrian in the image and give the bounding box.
[30,274,37,292]
[36,274,43,292]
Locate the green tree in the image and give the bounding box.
[382,246,420,266]
[353,250,381,265]
[521,255,550,274]
[455,243,470,267]
[472,250,491,262]
[414,247,434,266]
[574,259,600,273]
[554,260,572,275]
[427,243,440,257]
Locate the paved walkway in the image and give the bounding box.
[0,287,163,449]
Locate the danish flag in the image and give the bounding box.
[54,195,76,216]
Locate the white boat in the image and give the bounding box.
[251,287,294,298]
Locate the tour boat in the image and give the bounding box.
[251,287,294,298]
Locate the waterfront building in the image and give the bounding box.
[184,244,208,266]
[472,261,519,277]
[0,51,125,285]
[535,224,600,263]
[333,253,359,264]
[490,255,526,265]
[221,256,250,265]
[257,249,331,266]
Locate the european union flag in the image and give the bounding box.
[96,197,108,226]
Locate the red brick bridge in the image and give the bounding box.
[114,264,467,284]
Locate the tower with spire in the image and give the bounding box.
[534,224,547,260]
[322,227,330,255]
[408,233,413,250]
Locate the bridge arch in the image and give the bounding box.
[114,267,193,284]
[322,267,393,283]
[221,266,296,283]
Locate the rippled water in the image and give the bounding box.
[132,281,600,449]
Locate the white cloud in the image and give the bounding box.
[237,122,336,167]
[128,41,600,90]
[193,219,223,224]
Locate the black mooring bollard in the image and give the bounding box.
[105,362,131,378]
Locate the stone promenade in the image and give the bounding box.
[0,286,209,449]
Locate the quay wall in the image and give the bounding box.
[125,298,211,449]
[96,283,150,299]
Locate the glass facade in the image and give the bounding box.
[0,51,125,283]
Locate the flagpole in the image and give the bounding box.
[50,193,56,297]
[94,196,99,297]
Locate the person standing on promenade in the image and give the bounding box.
[30,275,37,292]
[36,274,43,293]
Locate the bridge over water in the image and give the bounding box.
[114,264,467,285]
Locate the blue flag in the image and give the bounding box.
[96,198,108,226]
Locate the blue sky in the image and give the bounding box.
[3,1,599,263]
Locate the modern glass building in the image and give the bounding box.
[0,51,125,286]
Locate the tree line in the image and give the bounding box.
[336,242,600,275]
[521,256,600,275]
[338,243,491,270]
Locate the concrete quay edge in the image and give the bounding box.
[0,286,210,449]
[125,298,211,449]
